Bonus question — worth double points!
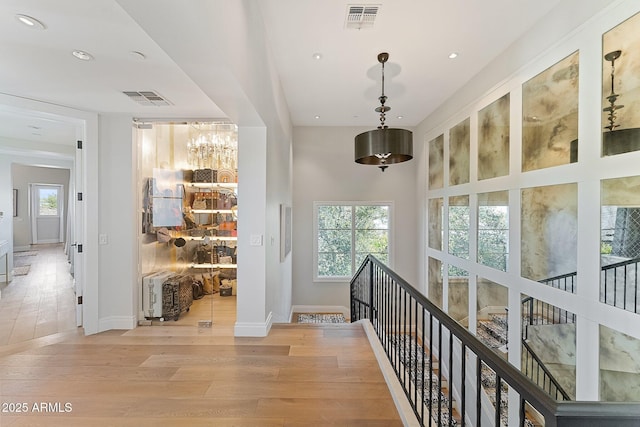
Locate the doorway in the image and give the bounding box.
[31,184,65,245]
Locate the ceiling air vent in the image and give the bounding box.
[345,5,379,29]
[123,91,172,107]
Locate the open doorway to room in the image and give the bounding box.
[0,164,77,347]
[135,120,238,331]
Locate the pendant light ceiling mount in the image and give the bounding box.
[355,52,413,172]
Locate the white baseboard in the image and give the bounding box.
[359,319,421,427]
[99,315,137,332]
[234,311,273,337]
[289,305,349,322]
[13,245,31,252]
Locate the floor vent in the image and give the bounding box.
[123,90,172,106]
[345,5,379,29]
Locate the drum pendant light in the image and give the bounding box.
[355,52,413,172]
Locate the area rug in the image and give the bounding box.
[13,251,38,258]
[297,313,346,324]
[12,265,30,276]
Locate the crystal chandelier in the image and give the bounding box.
[187,122,238,170]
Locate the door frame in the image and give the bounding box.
[0,93,99,335]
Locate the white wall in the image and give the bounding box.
[414,0,640,403]
[292,126,419,311]
[11,165,70,250]
[97,114,137,330]
[116,0,294,334]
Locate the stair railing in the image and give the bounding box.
[522,340,571,401]
[351,254,640,427]
[521,296,576,340]
[601,256,640,314]
[537,256,640,314]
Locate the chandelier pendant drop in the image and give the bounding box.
[355,52,413,172]
[603,50,624,132]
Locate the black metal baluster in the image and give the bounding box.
[614,268,618,307]
[421,306,426,425]
[633,262,638,313]
[461,343,466,427]
[403,288,408,391]
[412,299,424,412]
[495,374,502,427]
[624,264,628,310]
[520,396,526,427]
[476,357,481,427]
[429,313,434,424]
[449,332,454,426]
[438,321,443,427]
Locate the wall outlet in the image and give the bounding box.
[250,234,263,246]
[99,234,108,245]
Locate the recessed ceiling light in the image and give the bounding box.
[397,115,404,119]
[15,14,46,29]
[312,53,322,60]
[314,115,320,119]
[72,50,94,61]
[448,52,458,59]
[129,51,146,60]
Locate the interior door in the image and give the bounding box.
[31,184,64,244]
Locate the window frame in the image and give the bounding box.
[313,201,393,282]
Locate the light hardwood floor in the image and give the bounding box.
[0,244,76,346]
[0,248,402,426]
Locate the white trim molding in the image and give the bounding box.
[234,311,273,337]
[98,315,136,332]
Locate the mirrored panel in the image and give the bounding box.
[428,257,443,309]
[600,325,640,401]
[522,51,579,171]
[602,11,640,156]
[476,278,508,353]
[522,294,576,400]
[429,134,444,190]
[478,191,509,272]
[449,118,470,185]
[448,268,468,327]
[601,176,640,313]
[521,183,577,289]
[448,195,469,260]
[428,198,443,250]
[478,94,510,180]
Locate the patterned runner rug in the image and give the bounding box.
[14,251,38,258]
[297,313,346,323]
[13,265,30,276]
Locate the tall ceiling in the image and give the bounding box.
[0,0,571,149]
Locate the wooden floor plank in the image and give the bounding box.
[0,258,403,426]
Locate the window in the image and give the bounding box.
[38,188,59,216]
[314,202,391,281]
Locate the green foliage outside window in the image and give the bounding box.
[39,189,58,216]
[317,204,390,278]
[478,206,509,271]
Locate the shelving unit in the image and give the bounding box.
[185,172,237,272]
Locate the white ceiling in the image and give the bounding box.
[0,0,568,148]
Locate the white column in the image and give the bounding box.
[235,125,270,336]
